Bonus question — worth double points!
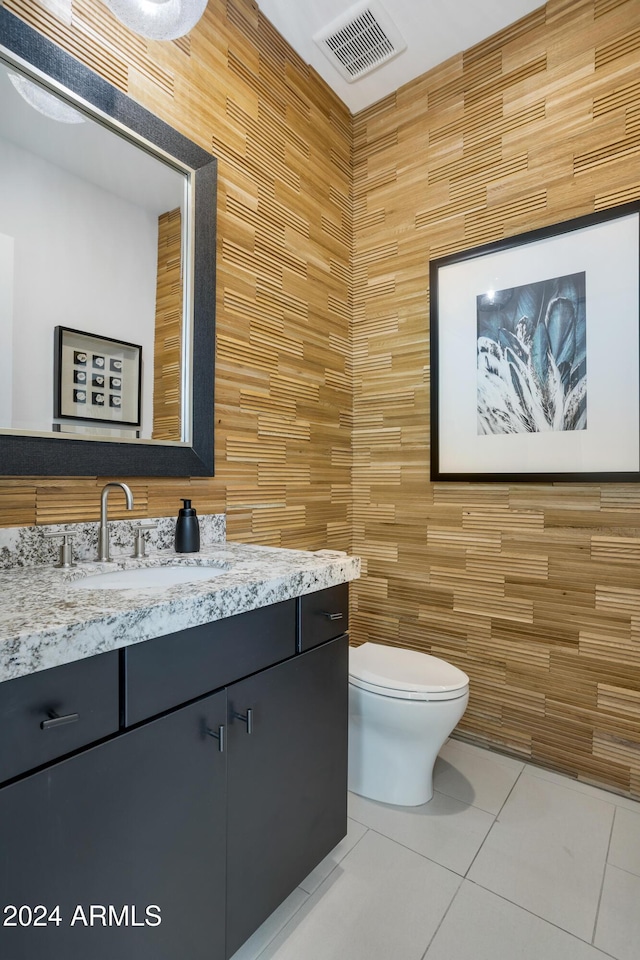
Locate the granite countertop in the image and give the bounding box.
[0,542,360,684]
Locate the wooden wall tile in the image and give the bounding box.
[152,209,183,441]
[353,0,640,798]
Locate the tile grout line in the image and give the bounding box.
[349,771,523,880]
[462,763,526,879]
[354,821,466,875]
[590,807,616,946]
[602,861,640,880]
[418,876,464,960]
[524,766,640,812]
[462,765,620,948]
[462,878,620,959]
[433,783,514,816]
[349,795,500,879]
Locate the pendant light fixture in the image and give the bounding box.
[8,73,86,124]
[103,0,208,40]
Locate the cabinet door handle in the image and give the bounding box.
[207,724,225,753]
[233,708,253,735]
[321,611,343,621]
[40,712,80,731]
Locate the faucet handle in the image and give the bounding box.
[132,522,158,558]
[43,531,76,569]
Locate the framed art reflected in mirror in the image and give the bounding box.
[54,327,142,433]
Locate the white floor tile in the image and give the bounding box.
[229,888,309,960]
[594,864,640,960]
[524,762,640,813]
[468,773,614,939]
[348,787,495,875]
[434,739,524,814]
[426,880,608,960]
[253,830,461,960]
[299,818,368,894]
[233,745,639,960]
[608,807,640,878]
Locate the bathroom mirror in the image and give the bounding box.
[0,7,216,476]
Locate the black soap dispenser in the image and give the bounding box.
[175,499,200,553]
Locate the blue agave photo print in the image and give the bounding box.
[476,272,586,436]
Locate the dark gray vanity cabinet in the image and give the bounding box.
[0,586,349,960]
[226,635,348,957]
[0,689,228,960]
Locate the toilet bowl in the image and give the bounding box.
[348,642,469,806]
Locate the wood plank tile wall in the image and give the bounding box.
[0,0,353,550]
[352,0,640,797]
[152,208,183,442]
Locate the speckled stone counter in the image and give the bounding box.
[0,521,360,684]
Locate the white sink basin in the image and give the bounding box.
[68,564,227,591]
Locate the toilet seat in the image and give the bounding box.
[349,642,469,702]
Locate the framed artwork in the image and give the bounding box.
[429,202,640,482]
[54,327,142,427]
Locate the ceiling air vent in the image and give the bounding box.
[313,0,407,84]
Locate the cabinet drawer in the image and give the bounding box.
[0,651,119,784]
[124,599,296,726]
[298,583,349,652]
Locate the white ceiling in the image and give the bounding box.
[256,0,544,114]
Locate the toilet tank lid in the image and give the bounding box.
[349,642,469,694]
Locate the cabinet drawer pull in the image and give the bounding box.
[207,724,225,753]
[234,708,253,735]
[321,611,343,621]
[40,712,80,731]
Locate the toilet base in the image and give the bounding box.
[348,768,436,807]
[348,685,469,807]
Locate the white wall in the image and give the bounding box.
[0,136,158,438]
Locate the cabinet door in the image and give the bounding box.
[226,635,348,957]
[0,690,227,960]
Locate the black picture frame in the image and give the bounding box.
[54,327,142,428]
[0,7,216,477]
[430,202,640,482]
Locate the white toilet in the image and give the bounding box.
[348,642,469,806]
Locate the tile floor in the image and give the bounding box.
[230,738,640,960]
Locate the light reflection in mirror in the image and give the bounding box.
[0,59,190,444]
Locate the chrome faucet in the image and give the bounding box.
[98,482,134,561]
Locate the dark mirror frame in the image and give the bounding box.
[0,7,216,476]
